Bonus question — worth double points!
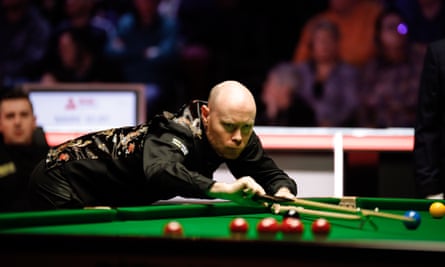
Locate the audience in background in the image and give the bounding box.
[1,0,444,128]
[0,88,49,212]
[0,0,51,89]
[293,0,383,69]
[40,27,124,83]
[41,0,116,80]
[358,7,425,128]
[56,0,116,53]
[106,0,180,119]
[256,62,316,127]
[294,19,360,127]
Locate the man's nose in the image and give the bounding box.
[231,129,242,144]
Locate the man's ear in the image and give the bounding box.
[201,104,209,124]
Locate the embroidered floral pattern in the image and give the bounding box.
[46,124,149,169]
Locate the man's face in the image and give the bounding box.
[201,104,255,160]
[0,98,36,145]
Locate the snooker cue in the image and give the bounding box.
[360,209,414,222]
[272,204,362,220]
[254,194,415,222]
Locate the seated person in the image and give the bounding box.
[40,27,124,83]
[27,80,297,210]
[295,19,360,127]
[256,62,316,126]
[293,0,383,68]
[0,88,49,212]
[106,0,180,119]
[358,7,425,128]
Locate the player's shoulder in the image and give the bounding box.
[149,112,200,141]
[247,131,262,147]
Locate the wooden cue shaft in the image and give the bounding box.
[288,198,360,213]
[285,197,415,222]
[361,209,414,222]
[272,204,362,220]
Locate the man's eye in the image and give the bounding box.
[224,123,236,132]
[241,125,253,134]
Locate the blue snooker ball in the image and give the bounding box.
[403,210,421,230]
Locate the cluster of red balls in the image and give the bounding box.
[229,211,331,240]
[163,215,331,240]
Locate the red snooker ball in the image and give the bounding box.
[311,218,331,238]
[229,217,249,239]
[281,217,304,240]
[230,218,249,233]
[257,217,280,240]
[163,220,184,237]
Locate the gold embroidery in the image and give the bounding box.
[0,162,16,178]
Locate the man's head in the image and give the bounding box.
[0,89,36,145]
[200,80,256,159]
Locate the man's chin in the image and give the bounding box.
[222,150,241,160]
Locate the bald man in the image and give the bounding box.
[27,80,297,210]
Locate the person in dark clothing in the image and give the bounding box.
[40,27,124,83]
[27,80,297,210]
[0,89,49,212]
[414,38,445,199]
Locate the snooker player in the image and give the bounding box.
[27,80,297,210]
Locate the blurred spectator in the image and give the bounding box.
[57,0,116,52]
[40,27,124,83]
[0,88,49,212]
[42,0,117,78]
[256,62,316,126]
[358,7,425,128]
[106,0,180,119]
[391,0,445,53]
[0,0,51,89]
[293,0,383,68]
[295,19,360,127]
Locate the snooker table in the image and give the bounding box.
[1,197,445,267]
